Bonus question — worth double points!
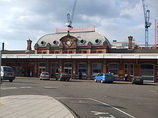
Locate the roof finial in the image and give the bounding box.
[67,30,70,36]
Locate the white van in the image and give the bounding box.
[1,66,15,82]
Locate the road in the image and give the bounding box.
[1,77,158,118]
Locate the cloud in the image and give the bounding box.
[0,0,157,49]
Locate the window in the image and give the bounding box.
[55,51,59,54]
[91,50,96,53]
[93,63,101,74]
[80,39,85,44]
[51,51,54,54]
[130,64,134,75]
[79,63,86,68]
[53,40,58,45]
[98,51,102,53]
[108,64,118,75]
[95,39,101,44]
[39,63,46,67]
[83,51,87,53]
[124,64,128,74]
[41,41,46,46]
[69,51,73,53]
[141,65,153,75]
[64,63,72,68]
[63,51,67,54]
[141,64,154,81]
[122,43,128,46]
[78,63,87,75]
[77,50,82,53]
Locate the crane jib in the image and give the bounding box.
[66,0,77,28]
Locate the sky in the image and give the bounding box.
[0,0,158,50]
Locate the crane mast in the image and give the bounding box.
[142,0,151,48]
[66,0,77,28]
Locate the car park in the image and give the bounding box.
[1,66,15,82]
[131,76,143,84]
[56,72,71,81]
[40,72,50,80]
[94,73,114,83]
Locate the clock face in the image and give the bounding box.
[66,40,71,46]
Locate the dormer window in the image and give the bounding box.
[80,39,86,44]
[53,40,58,45]
[41,41,46,46]
[95,39,101,44]
[41,41,44,44]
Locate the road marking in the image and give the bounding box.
[55,97,135,118]
[43,86,58,89]
[55,97,90,100]
[90,98,136,118]
[91,111,109,115]
[91,111,116,118]
[20,86,32,88]
[1,87,18,90]
[99,115,115,118]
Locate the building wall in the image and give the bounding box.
[2,58,158,82]
[35,33,109,54]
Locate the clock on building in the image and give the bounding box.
[65,39,72,46]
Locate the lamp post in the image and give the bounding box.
[0,50,1,84]
[0,43,3,98]
[0,42,4,84]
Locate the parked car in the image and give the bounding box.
[132,76,143,84]
[1,66,15,82]
[94,73,114,83]
[40,72,50,80]
[56,72,71,81]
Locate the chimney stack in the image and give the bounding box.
[128,36,133,49]
[27,39,32,51]
[2,42,4,51]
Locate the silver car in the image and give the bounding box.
[40,72,50,80]
[1,66,15,82]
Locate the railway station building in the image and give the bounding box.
[1,27,158,82]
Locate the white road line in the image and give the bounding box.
[91,111,109,115]
[89,98,136,118]
[55,97,90,100]
[55,97,136,118]
[20,86,32,88]
[1,87,18,90]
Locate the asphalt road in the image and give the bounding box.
[1,77,158,118]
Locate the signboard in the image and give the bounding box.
[56,27,95,33]
[118,70,123,74]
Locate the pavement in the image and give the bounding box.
[0,95,76,118]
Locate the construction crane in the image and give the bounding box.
[142,0,151,48]
[66,0,77,28]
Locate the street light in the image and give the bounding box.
[0,42,4,84]
[0,50,1,84]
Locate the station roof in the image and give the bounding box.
[35,27,111,48]
[2,53,158,59]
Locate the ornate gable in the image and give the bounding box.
[60,32,77,48]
